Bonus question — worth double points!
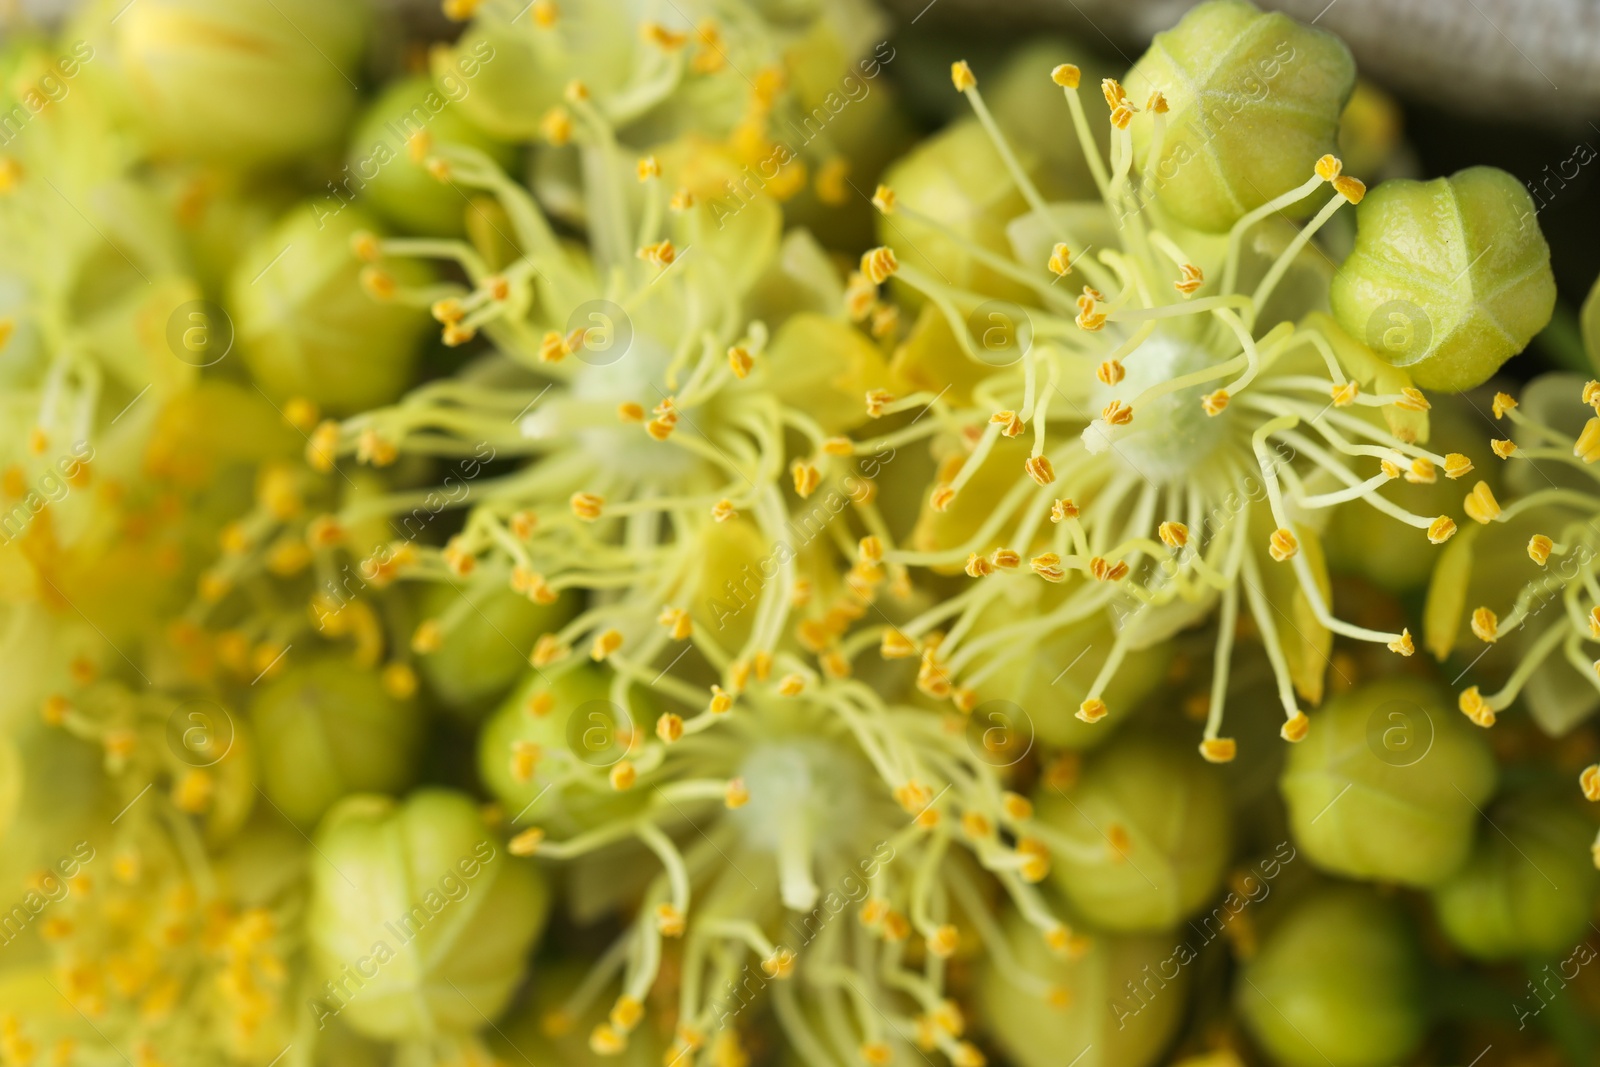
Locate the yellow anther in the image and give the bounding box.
[636,155,661,182]
[412,620,444,654]
[791,462,821,498]
[777,673,807,696]
[442,0,482,20]
[1173,263,1203,296]
[1406,457,1436,484]
[991,548,1022,569]
[861,1041,893,1066]
[382,662,418,699]
[1459,686,1496,728]
[610,995,644,1034]
[530,634,570,667]
[1581,765,1600,802]
[930,484,957,512]
[724,778,749,809]
[1202,389,1230,416]
[1470,607,1499,643]
[1051,498,1079,522]
[1097,360,1125,386]
[638,240,677,270]
[869,183,897,214]
[1031,553,1065,582]
[359,266,396,301]
[590,629,623,662]
[616,401,645,423]
[865,388,895,418]
[1281,711,1310,742]
[1314,154,1343,181]
[711,498,737,522]
[1330,381,1359,406]
[1145,90,1169,113]
[1199,738,1237,763]
[1529,534,1554,565]
[508,828,544,856]
[926,924,960,958]
[1388,629,1415,656]
[1491,438,1517,458]
[1395,387,1430,411]
[509,740,541,783]
[1492,392,1518,419]
[1158,521,1189,549]
[655,713,684,744]
[669,187,696,211]
[1268,527,1299,562]
[1463,481,1501,524]
[762,948,796,979]
[709,685,734,714]
[656,903,685,937]
[950,61,976,91]
[570,492,604,521]
[172,769,213,813]
[1577,417,1600,463]
[1427,516,1457,544]
[727,344,754,379]
[860,246,898,284]
[1048,242,1073,276]
[530,0,557,26]
[609,761,637,791]
[1051,63,1080,88]
[1024,455,1056,486]
[964,553,994,578]
[589,1024,627,1056]
[1076,698,1107,723]
[0,156,23,192]
[1443,453,1474,479]
[1091,557,1129,581]
[1332,175,1366,202]
[1101,399,1133,426]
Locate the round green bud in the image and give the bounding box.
[309,789,550,1041]
[227,204,433,414]
[478,667,651,838]
[1582,270,1600,373]
[1237,886,1425,1067]
[348,76,515,237]
[1036,733,1232,932]
[979,904,1188,1067]
[109,0,368,166]
[416,580,576,716]
[1125,0,1355,233]
[251,655,422,826]
[1432,793,1599,961]
[1280,676,1497,887]
[1330,166,1555,392]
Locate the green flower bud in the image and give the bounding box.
[1237,886,1425,1067]
[309,789,550,1041]
[1432,793,1599,960]
[1036,733,1232,932]
[978,904,1188,1067]
[1329,166,1555,392]
[228,204,433,413]
[478,667,651,838]
[348,76,515,237]
[1125,0,1355,233]
[1280,677,1497,886]
[251,655,422,826]
[416,580,576,716]
[107,0,368,166]
[1582,271,1600,373]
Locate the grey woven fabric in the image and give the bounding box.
[894,0,1600,128]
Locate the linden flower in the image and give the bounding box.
[206,87,896,711]
[484,673,1107,1067]
[848,1,1550,760]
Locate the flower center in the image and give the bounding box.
[1089,327,1229,484]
